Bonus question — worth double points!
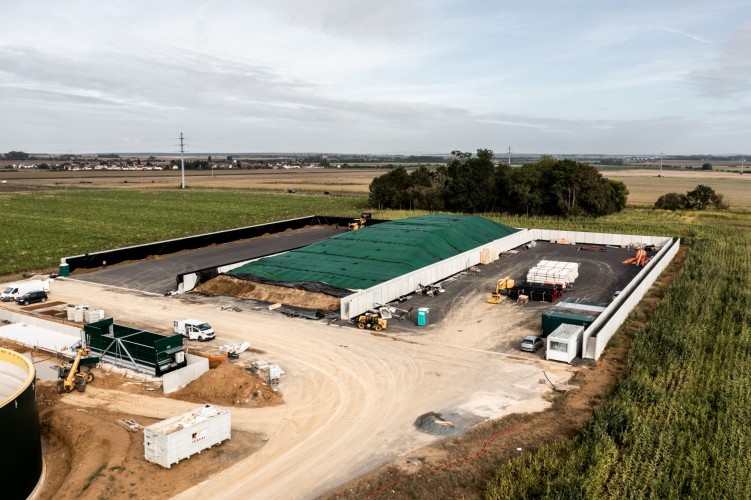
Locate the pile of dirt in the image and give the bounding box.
[195,275,340,311]
[167,361,283,407]
[415,412,458,436]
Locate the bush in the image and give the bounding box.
[655,193,689,210]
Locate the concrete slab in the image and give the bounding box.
[0,323,79,357]
[71,225,346,294]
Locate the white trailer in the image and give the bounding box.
[143,404,231,468]
[546,323,585,364]
[1,279,50,302]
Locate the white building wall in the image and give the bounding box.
[584,238,680,360]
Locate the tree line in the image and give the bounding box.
[368,149,628,217]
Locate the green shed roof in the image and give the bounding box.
[228,214,519,290]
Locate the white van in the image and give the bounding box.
[173,319,215,341]
[1,280,50,302]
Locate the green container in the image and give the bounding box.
[541,310,595,336]
[417,308,429,326]
[59,263,70,276]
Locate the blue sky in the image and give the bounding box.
[1,0,749,154]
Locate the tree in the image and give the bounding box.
[686,184,726,210]
[444,149,496,213]
[701,163,713,171]
[5,151,29,160]
[655,192,689,210]
[368,167,411,209]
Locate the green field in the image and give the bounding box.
[0,189,365,276]
[486,210,751,498]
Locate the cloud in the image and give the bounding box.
[690,22,751,97]
[263,0,426,41]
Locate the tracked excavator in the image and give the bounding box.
[487,277,515,304]
[57,347,98,393]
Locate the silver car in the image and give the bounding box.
[520,336,544,352]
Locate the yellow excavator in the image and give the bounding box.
[487,277,515,304]
[348,212,371,231]
[57,347,98,393]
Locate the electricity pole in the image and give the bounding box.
[659,151,663,177]
[742,156,745,175]
[180,132,186,189]
[507,146,512,167]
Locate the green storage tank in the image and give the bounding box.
[541,310,596,336]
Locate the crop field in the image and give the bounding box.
[0,189,365,276]
[4,166,751,207]
[602,170,751,208]
[0,169,384,194]
[486,210,751,498]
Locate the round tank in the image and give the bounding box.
[0,348,43,499]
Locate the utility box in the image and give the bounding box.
[143,405,231,468]
[417,308,429,326]
[546,324,585,364]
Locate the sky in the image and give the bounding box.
[1,0,750,155]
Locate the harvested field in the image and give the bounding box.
[195,275,341,311]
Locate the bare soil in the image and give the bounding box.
[324,245,687,499]
[8,351,279,499]
[196,274,341,311]
[37,380,265,500]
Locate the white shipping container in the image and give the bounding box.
[546,324,585,364]
[143,404,231,468]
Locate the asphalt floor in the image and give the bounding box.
[371,240,647,334]
[71,226,346,294]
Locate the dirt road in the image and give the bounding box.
[47,279,573,499]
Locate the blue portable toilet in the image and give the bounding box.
[417,307,429,326]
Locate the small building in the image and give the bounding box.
[83,318,186,376]
[546,324,585,364]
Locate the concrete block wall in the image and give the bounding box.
[161,354,209,394]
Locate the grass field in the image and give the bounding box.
[0,189,365,276]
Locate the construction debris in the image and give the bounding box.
[115,419,143,433]
[578,245,607,252]
[219,342,252,359]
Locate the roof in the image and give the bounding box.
[549,323,585,341]
[228,214,519,290]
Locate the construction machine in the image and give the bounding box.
[355,312,388,331]
[348,212,371,231]
[487,277,515,304]
[57,348,98,394]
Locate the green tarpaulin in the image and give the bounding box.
[229,214,519,290]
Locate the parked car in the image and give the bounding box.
[15,290,48,306]
[520,335,544,352]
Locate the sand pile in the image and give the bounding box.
[195,275,340,311]
[168,361,283,407]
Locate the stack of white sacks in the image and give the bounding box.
[526,260,579,286]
